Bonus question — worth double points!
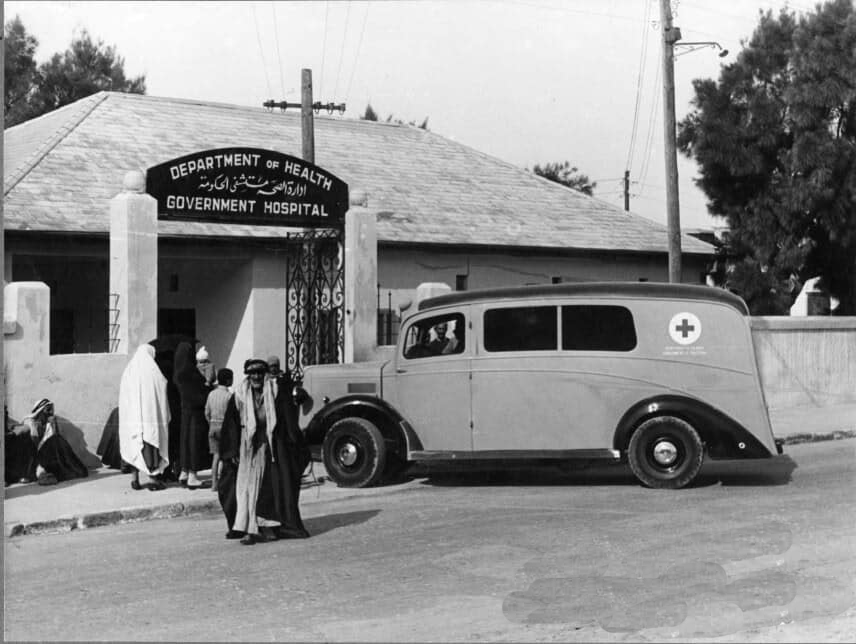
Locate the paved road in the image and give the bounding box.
[5,439,856,642]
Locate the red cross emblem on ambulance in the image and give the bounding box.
[669,312,702,345]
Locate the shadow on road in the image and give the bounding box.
[305,509,381,536]
[407,454,798,488]
[693,454,798,487]
[412,460,638,487]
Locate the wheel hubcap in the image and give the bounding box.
[653,440,678,466]
[337,442,358,467]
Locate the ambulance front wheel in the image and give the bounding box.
[322,417,387,488]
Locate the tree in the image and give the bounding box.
[4,22,146,128]
[532,161,596,195]
[361,103,378,121]
[4,16,39,127]
[677,0,856,314]
[360,103,429,129]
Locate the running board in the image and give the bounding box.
[408,449,622,461]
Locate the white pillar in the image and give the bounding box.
[109,170,158,355]
[344,190,378,363]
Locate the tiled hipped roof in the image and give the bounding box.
[3,92,712,254]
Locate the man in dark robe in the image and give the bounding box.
[256,367,311,539]
[217,361,310,541]
[218,394,242,538]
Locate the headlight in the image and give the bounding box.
[293,386,310,406]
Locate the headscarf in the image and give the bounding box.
[119,344,171,475]
[196,346,209,362]
[234,359,278,461]
[22,398,56,449]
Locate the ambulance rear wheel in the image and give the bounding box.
[628,416,704,489]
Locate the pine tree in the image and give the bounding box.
[678,0,856,314]
[532,161,596,195]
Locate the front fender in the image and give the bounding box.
[613,395,774,459]
[304,395,408,447]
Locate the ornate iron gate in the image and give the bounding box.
[285,228,345,380]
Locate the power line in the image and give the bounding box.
[492,0,640,22]
[639,48,662,191]
[626,0,654,172]
[332,1,352,99]
[319,1,330,99]
[345,2,370,106]
[251,3,273,98]
[271,3,286,97]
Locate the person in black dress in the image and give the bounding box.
[173,342,210,489]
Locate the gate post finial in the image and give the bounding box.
[350,189,368,208]
[122,170,146,194]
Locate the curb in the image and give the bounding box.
[3,477,424,539]
[780,429,856,445]
[5,497,221,538]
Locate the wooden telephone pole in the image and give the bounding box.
[301,69,315,164]
[660,0,682,283]
[262,68,345,164]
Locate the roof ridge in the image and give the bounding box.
[109,91,416,131]
[425,129,691,232]
[4,92,110,195]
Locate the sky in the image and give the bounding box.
[5,0,820,231]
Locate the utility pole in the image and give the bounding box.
[624,170,630,211]
[660,0,682,283]
[262,68,346,164]
[301,69,315,164]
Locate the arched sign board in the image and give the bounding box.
[146,147,348,228]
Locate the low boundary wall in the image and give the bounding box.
[751,316,856,410]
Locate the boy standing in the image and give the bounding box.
[205,368,233,491]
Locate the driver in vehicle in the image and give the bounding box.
[427,322,450,355]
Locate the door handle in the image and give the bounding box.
[396,367,407,373]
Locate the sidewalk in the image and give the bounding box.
[5,403,856,539]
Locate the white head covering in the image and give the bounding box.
[196,346,209,361]
[119,344,171,475]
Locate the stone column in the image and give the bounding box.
[344,190,378,363]
[109,170,158,355]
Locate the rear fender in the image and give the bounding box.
[614,395,774,459]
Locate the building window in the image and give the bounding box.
[158,308,196,339]
[377,308,401,346]
[12,255,108,354]
[551,276,562,284]
[455,274,468,291]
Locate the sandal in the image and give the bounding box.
[145,481,166,491]
[240,534,258,545]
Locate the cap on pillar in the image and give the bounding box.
[123,170,146,193]
[349,189,368,208]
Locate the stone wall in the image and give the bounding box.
[751,316,856,410]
